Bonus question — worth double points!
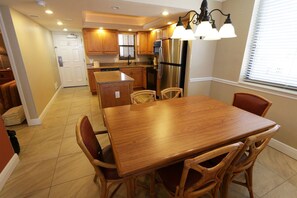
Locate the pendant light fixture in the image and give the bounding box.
[171,0,237,41]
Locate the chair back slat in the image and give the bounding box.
[177,142,243,197]
[130,90,156,104]
[161,87,183,100]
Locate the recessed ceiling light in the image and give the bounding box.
[162,10,169,16]
[128,29,132,31]
[45,9,53,15]
[112,6,120,10]
[63,28,68,31]
[57,21,63,26]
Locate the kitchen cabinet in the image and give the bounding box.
[83,28,119,55]
[120,67,147,89]
[87,68,101,94]
[137,31,154,55]
[95,71,134,109]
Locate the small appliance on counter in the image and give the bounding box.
[93,61,100,68]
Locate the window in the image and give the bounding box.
[244,0,297,90]
[118,33,135,60]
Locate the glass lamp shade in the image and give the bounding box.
[219,23,237,38]
[203,28,221,40]
[181,29,196,40]
[171,25,186,39]
[194,21,212,37]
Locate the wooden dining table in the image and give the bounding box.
[103,95,276,177]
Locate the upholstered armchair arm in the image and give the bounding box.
[93,159,117,169]
[94,130,108,135]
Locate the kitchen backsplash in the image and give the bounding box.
[86,54,152,64]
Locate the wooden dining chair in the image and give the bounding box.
[76,115,132,198]
[221,125,280,198]
[157,142,243,198]
[130,90,157,104]
[161,87,183,100]
[232,93,272,117]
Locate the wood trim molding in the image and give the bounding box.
[0,154,19,191]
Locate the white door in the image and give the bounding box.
[53,33,87,87]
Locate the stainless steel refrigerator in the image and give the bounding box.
[158,39,188,92]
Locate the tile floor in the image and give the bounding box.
[1,86,297,198]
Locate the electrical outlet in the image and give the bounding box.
[115,91,120,98]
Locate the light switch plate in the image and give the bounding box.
[115,91,120,98]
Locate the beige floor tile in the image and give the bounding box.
[252,162,285,197]
[29,126,64,145]
[19,139,61,164]
[288,174,297,188]
[0,159,56,198]
[23,188,50,198]
[14,126,36,147]
[52,152,94,186]
[63,123,76,138]
[41,115,68,128]
[67,112,91,125]
[69,105,91,115]
[262,181,297,198]
[258,146,297,179]
[49,175,100,198]
[59,136,82,156]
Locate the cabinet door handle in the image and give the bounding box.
[58,56,63,67]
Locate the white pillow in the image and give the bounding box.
[2,105,26,126]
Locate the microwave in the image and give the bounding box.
[153,40,162,55]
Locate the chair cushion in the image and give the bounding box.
[101,145,121,180]
[2,105,25,126]
[158,161,202,193]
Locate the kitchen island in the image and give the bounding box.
[88,64,152,94]
[95,71,134,109]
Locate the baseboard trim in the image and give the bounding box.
[268,138,297,161]
[190,77,213,83]
[39,86,62,122]
[0,154,19,191]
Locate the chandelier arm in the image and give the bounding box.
[208,8,230,17]
[188,13,199,25]
[180,10,200,19]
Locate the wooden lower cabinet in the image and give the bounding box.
[120,67,147,89]
[87,68,101,94]
[94,71,134,109]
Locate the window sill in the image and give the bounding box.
[238,80,297,100]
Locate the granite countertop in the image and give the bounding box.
[94,71,134,83]
[87,63,154,70]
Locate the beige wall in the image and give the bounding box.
[10,9,60,116]
[185,1,222,96]
[209,0,297,149]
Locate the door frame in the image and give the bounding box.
[52,31,87,88]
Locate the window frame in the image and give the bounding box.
[118,32,135,60]
[242,0,297,91]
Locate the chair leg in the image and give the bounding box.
[245,165,254,198]
[100,180,108,198]
[221,174,232,198]
[150,171,156,198]
[126,178,135,198]
[93,174,98,183]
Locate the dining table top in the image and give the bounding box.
[103,95,276,177]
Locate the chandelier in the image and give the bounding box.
[171,0,237,41]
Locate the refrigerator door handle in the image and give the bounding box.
[158,46,163,79]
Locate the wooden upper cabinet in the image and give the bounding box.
[137,31,154,55]
[83,28,119,55]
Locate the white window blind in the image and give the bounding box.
[244,0,297,90]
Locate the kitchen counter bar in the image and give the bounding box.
[87,64,153,70]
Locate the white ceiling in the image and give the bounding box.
[0,0,203,32]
